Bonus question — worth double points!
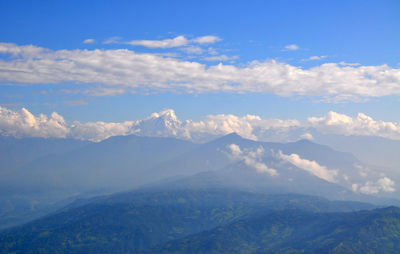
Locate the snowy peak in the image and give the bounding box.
[137,109,184,138]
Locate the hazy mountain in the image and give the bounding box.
[314,133,400,173]
[0,132,398,230]
[0,135,196,229]
[0,135,89,173]
[2,135,197,193]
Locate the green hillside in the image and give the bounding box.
[150,207,400,254]
[0,189,375,254]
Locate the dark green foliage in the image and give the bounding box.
[0,189,376,253]
[150,207,400,254]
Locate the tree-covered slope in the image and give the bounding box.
[149,207,400,254]
[0,189,374,254]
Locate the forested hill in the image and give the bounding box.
[148,206,400,254]
[0,189,378,254]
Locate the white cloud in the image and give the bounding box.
[0,106,69,139]
[339,61,361,66]
[227,144,278,176]
[184,113,300,141]
[103,36,122,44]
[284,44,299,51]
[308,111,400,140]
[192,35,221,44]
[353,177,396,194]
[127,35,189,48]
[83,39,96,44]
[70,121,136,142]
[123,35,220,49]
[278,150,338,182]
[181,46,203,55]
[1,43,400,102]
[203,55,239,62]
[2,106,400,144]
[300,132,314,140]
[308,55,327,61]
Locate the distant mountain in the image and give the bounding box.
[2,135,197,193]
[314,133,400,172]
[149,207,400,254]
[0,133,398,230]
[0,135,196,229]
[0,135,89,173]
[0,189,375,254]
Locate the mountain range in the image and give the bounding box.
[1,129,400,252]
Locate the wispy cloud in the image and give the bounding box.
[203,55,239,62]
[180,46,203,55]
[64,98,88,106]
[103,36,122,44]
[110,35,222,49]
[83,38,96,44]
[126,35,189,48]
[303,55,327,61]
[283,44,299,51]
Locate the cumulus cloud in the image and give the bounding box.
[278,150,338,182]
[1,43,400,102]
[185,113,300,141]
[300,132,314,140]
[70,121,136,142]
[227,144,278,176]
[352,177,396,194]
[284,44,299,51]
[0,106,69,138]
[308,111,400,140]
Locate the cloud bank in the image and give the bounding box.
[0,106,69,139]
[1,43,400,101]
[1,106,400,143]
[308,111,400,140]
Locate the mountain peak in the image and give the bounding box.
[149,109,178,122]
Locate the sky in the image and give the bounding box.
[1,0,400,129]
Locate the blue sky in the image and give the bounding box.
[1,0,400,123]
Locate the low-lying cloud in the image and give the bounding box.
[227,144,278,176]
[277,151,338,183]
[352,177,396,194]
